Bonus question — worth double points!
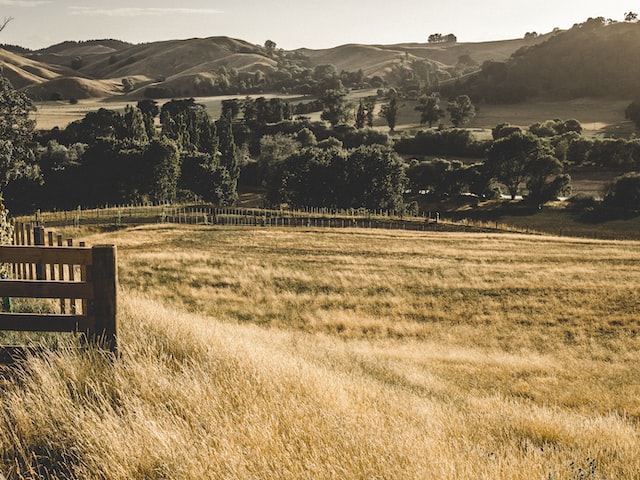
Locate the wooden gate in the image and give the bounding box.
[0,242,118,355]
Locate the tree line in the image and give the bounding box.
[2,71,640,218]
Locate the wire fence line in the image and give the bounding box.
[15,203,509,234]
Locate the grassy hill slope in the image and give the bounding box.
[6,23,638,102]
[21,76,123,101]
[6,33,546,100]
[1,225,639,478]
[0,48,72,89]
[452,21,640,101]
[77,37,274,80]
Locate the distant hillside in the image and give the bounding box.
[21,76,121,101]
[2,23,635,102]
[447,20,640,102]
[37,39,133,56]
[300,35,549,73]
[79,37,275,80]
[0,48,72,90]
[0,33,545,101]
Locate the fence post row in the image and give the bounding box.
[0,227,118,354]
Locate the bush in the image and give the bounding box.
[567,193,600,209]
[605,172,640,210]
[144,86,176,99]
[394,129,489,158]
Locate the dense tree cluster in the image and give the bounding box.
[144,53,371,99]
[25,96,243,210]
[428,33,457,44]
[445,19,640,103]
[605,173,640,210]
[5,60,640,217]
[266,143,406,210]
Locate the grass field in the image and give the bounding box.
[33,93,309,131]
[1,225,639,478]
[34,91,635,140]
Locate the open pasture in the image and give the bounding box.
[34,92,634,139]
[1,225,639,478]
[32,93,309,130]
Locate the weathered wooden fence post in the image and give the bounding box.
[33,226,45,280]
[91,245,118,353]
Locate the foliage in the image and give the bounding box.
[428,33,457,43]
[529,119,582,137]
[0,74,38,190]
[147,138,181,203]
[320,88,351,127]
[492,123,522,139]
[123,105,148,143]
[258,133,301,188]
[605,172,640,210]
[61,108,126,144]
[394,128,489,158]
[406,158,464,196]
[447,95,475,127]
[486,131,566,202]
[625,101,640,130]
[243,97,292,126]
[379,94,400,131]
[448,21,640,102]
[415,94,444,127]
[268,144,406,210]
[406,159,497,199]
[588,138,640,169]
[355,100,366,129]
[137,99,159,139]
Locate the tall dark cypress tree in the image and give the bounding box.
[216,119,239,205]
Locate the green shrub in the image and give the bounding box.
[605,172,640,210]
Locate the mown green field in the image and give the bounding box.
[1,225,639,478]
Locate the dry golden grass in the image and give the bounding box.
[1,225,639,478]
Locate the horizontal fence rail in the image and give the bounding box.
[19,204,479,233]
[15,202,624,239]
[0,224,118,357]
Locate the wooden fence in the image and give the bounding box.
[21,204,448,231]
[0,223,118,356]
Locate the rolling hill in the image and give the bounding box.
[446,20,640,102]
[1,20,638,102]
[0,33,547,101]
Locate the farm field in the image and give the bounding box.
[1,225,639,478]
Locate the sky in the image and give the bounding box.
[0,0,637,50]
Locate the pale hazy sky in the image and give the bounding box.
[0,0,636,50]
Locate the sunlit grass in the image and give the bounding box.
[1,224,639,478]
